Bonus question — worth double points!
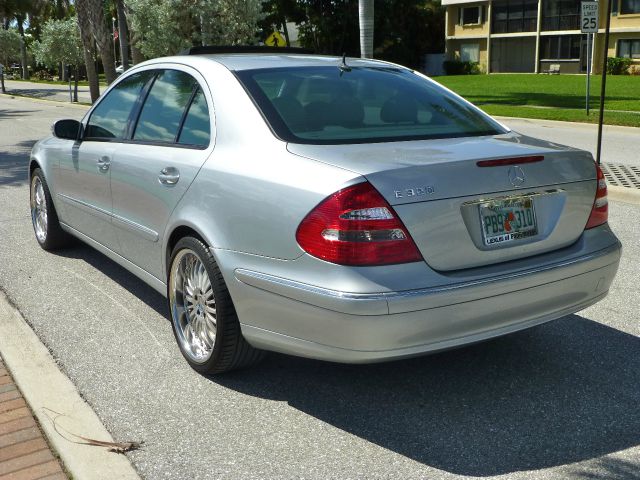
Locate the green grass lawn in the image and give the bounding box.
[435,74,640,127]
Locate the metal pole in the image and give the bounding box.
[586,33,591,115]
[67,65,72,102]
[596,0,612,165]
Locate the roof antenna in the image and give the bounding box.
[339,53,351,74]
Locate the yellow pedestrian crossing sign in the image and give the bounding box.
[265,31,286,47]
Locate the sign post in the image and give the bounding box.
[581,1,598,115]
[596,0,613,165]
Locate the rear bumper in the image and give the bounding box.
[233,239,621,363]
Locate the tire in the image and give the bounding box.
[30,168,71,250]
[168,236,264,374]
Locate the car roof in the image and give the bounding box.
[144,53,402,72]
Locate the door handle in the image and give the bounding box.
[158,167,180,186]
[97,156,110,172]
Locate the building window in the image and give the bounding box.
[620,0,640,14]
[492,0,538,34]
[460,43,480,62]
[618,39,640,58]
[542,0,581,31]
[459,6,482,25]
[541,35,582,59]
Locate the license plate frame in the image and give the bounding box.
[478,196,538,247]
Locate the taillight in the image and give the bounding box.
[585,163,608,230]
[296,182,423,266]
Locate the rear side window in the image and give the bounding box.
[86,71,154,139]
[177,88,211,147]
[133,70,197,143]
[236,66,506,145]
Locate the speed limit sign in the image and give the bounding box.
[581,1,599,33]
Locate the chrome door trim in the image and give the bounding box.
[57,193,111,222]
[112,214,159,242]
[58,193,159,242]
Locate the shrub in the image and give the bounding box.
[31,69,54,81]
[443,60,481,75]
[606,57,633,75]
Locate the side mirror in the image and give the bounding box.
[52,119,81,141]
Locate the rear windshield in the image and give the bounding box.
[235,66,506,145]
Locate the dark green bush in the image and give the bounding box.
[443,60,481,75]
[607,57,633,75]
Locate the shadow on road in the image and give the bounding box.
[214,316,640,477]
[52,243,168,318]
[0,139,36,187]
[48,242,640,477]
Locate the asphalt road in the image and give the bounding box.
[1,95,639,480]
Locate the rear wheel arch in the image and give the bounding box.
[165,225,209,278]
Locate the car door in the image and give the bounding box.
[109,68,214,280]
[57,70,155,251]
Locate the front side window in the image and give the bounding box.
[85,71,154,139]
[133,70,197,143]
[621,0,640,14]
[236,66,505,145]
[618,39,640,58]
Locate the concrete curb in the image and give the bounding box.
[0,291,141,480]
[494,115,640,132]
[608,185,640,205]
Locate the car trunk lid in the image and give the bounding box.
[288,133,597,271]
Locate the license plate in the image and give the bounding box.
[479,196,537,246]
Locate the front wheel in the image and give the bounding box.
[168,237,264,374]
[30,168,70,250]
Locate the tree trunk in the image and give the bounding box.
[76,0,100,102]
[124,3,145,65]
[358,0,374,59]
[282,21,290,47]
[79,0,117,84]
[16,16,29,79]
[1,70,5,94]
[116,0,129,71]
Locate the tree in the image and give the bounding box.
[32,17,83,101]
[76,0,117,84]
[124,0,263,59]
[115,0,129,70]
[124,0,190,58]
[0,28,21,93]
[76,0,100,102]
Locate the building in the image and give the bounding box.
[442,0,640,73]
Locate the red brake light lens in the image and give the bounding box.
[296,182,423,266]
[585,163,608,230]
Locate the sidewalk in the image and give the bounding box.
[0,359,67,480]
[2,80,92,104]
[0,293,140,480]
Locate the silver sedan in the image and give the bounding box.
[29,49,621,373]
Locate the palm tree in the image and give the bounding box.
[76,0,100,102]
[76,0,116,84]
[358,0,373,59]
